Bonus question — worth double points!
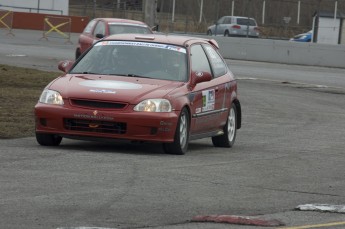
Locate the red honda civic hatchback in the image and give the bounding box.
[75,18,152,59]
[35,34,241,155]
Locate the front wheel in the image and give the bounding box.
[212,103,237,148]
[36,133,62,146]
[163,108,190,155]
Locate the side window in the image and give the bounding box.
[224,17,231,24]
[250,19,257,26]
[93,21,106,36]
[83,19,97,33]
[190,45,212,76]
[202,44,227,78]
[217,17,225,24]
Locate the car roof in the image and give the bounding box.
[103,34,220,49]
[223,16,256,20]
[95,18,149,26]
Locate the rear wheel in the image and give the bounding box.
[224,30,230,37]
[36,133,62,146]
[163,108,189,155]
[207,30,212,36]
[212,103,237,148]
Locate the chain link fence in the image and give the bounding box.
[69,0,345,39]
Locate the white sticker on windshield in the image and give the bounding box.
[95,41,186,53]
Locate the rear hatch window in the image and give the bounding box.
[237,18,256,26]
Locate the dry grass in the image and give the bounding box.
[0,65,60,139]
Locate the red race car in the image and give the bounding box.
[75,18,153,59]
[35,34,241,155]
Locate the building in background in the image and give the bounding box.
[0,0,69,15]
[313,11,345,44]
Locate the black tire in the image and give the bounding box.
[207,30,212,36]
[212,103,237,148]
[163,108,190,155]
[36,132,62,146]
[224,30,230,37]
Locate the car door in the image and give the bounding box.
[202,43,230,117]
[189,44,226,134]
[215,17,226,35]
[79,19,97,54]
[222,17,232,35]
[91,20,106,45]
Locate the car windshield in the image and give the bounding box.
[109,24,151,35]
[70,41,188,82]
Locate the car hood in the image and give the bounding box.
[48,74,185,104]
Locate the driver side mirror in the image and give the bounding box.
[151,25,159,32]
[95,33,104,39]
[190,71,212,88]
[58,60,74,73]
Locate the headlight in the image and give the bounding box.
[39,89,64,105]
[134,99,172,112]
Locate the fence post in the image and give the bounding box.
[0,10,15,36]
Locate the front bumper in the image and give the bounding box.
[35,103,179,143]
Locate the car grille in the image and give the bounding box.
[70,99,127,109]
[64,119,127,134]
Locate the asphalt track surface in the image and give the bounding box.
[1,29,345,229]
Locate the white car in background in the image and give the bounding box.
[207,16,260,38]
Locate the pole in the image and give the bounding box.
[334,0,338,26]
[199,0,203,23]
[84,0,88,16]
[246,0,250,37]
[297,0,300,24]
[216,0,220,20]
[37,0,40,13]
[93,0,97,18]
[262,0,265,24]
[231,0,234,16]
[172,0,175,23]
[144,0,156,27]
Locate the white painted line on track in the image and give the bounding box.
[6,54,27,57]
[296,203,345,213]
[279,221,345,229]
[57,227,118,229]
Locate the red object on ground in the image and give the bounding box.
[192,215,285,227]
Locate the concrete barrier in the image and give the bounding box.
[201,35,345,69]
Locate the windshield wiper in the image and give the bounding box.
[70,71,98,74]
[110,73,151,79]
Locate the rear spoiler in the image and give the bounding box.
[207,39,219,49]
